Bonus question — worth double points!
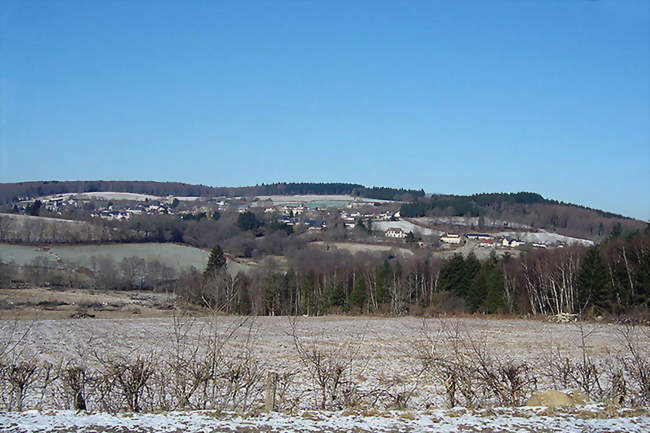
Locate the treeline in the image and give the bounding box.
[358,186,425,201]
[400,192,643,240]
[401,192,563,218]
[0,255,178,293]
[179,230,649,318]
[0,181,423,203]
[0,214,140,243]
[0,181,220,203]
[251,182,362,195]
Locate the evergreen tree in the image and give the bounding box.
[329,281,347,308]
[237,211,260,231]
[405,231,416,243]
[376,260,392,304]
[468,266,488,312]
[29,200,42,216]
[438,254,466,296]
[576,247,610,314]
[609,222,623,240]
[348,274,366,309]
[482,265,504,313]
[204,245,227,278]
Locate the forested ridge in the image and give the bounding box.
[0,181,424,203]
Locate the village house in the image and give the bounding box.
[385,227,407,239]
[466,233,492,240]
[478,238,496,247]
[440,233,462,244]
[502,237,525,248]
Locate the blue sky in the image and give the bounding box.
[1,1,648,220]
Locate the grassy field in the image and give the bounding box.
[0,242,253,275]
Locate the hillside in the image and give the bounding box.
[0,181,645,241]
[0,181,423,203]
[401,192,646,240]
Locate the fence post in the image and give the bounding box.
[264,371,278,412]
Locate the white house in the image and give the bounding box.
[440,233,462,244]
[502,238,525,248]
[385,228,407,239]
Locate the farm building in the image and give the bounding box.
[502,237,525,248]
[440,233,462,244]
[385,228,407,239]
[466,233,492,240]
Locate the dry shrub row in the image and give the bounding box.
[0,317,648,412]
[416,321,649,408]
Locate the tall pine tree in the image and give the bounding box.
[576,247,610,314]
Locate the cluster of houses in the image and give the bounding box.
[439,232,546,249]
[14,194,560,251]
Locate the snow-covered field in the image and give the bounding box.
[40,192,164,202]
[0,242,253,276]
[2,406,648,433]
[496,230,594,246]
[0,213,88,226]
[310,241,415,256]
[255,195,396,204]
[5,316,647,407]
[2,316,648,431]
[413,216,533,230]
[373,220,440,236]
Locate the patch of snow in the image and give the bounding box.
[2,407,647,433]
[40,192,162,202]
[496,230,594,246]
[373,220,439,236]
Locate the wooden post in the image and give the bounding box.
[264,372,278,412]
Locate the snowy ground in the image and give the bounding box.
[39,192,164,202]
[4,316,646,410]
[2,317,648,431]
[2,406,648,433]
[373,220,440,236]
[495,230,594,246]
[256,194,395,203]
[310,241,415,256]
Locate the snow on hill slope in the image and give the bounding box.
[496,230,594,246]
[373,220,441,236]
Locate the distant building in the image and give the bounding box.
[385,228,407,239]
[478,238,495,247]
[466,233,492,240]
[502,238,525,248]
[440,233,462,244]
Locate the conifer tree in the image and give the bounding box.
[204,245,227,278]
[576,247,610,314]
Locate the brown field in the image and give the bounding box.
[0,287,176,320]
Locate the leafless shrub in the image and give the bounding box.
[417,320,537,408]
[0,360,39,410]
[62,363,88,410]
[544,323,606,401]
[289,317,367,410]
[617,324,650,405]
[273,371,304,411]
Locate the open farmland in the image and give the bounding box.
[0,242,252,276]
[1,316,648,431]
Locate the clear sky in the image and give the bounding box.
[1,1,648,220]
